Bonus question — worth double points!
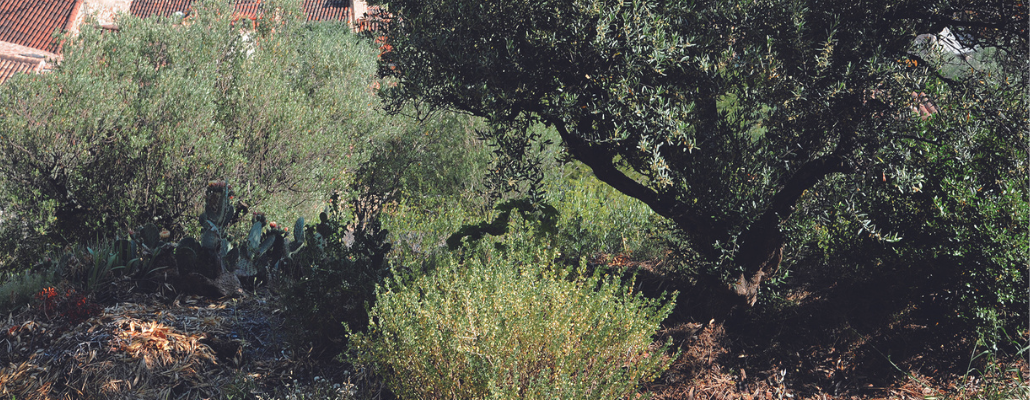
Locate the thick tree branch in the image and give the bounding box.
[769,153,857,221]
[548,117,719,241]
[732,151,857,305]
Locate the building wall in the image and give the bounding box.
[75,0,132,30]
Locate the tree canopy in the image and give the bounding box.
[373,0,1027,310]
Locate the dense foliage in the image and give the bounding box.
[0,0,1024,397]
[280,191,394,358]
[372,0,1027,330]
[0,0,490,271]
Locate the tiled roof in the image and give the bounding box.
[354,5,388,32]
[0,35,60,84]
[129,0,352,22]
[0,0,82,53]
[233,0,261,20]
[0,57,42,84]
[303,0,350,22]
[129,0,193,19]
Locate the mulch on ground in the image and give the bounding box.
[603,253,1028,400]
[0,284,358,400]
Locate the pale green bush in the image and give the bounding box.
[350,238,676,399]
[0,0,383,267]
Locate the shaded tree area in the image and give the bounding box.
[371,0,1027,334]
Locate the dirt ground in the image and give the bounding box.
[1,283,366,399]
[609,254,1030,400]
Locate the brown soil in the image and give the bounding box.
[599,254,1030,400]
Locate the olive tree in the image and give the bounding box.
[372,0,1027,307]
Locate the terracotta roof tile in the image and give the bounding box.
[0,0,81,53]
[303,0,350,22]
[129,0,194,19]
[0,57,42,83]
[129,0,352,22]
[231,0,260,21]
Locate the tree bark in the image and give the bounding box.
[732,153,856,305]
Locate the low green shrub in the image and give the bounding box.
[381,195,489,272]
[445,198,560,251]
[350,237,677,399]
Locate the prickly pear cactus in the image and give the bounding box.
[233,214,276,278]
[202,181,232,228]
[174,239,199,272]
[198,180,249,252]
[135,223,162,250]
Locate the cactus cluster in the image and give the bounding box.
[224,213,306,281]
[191,180,307,285]
[124,223,174,277]
[105,180,310,296]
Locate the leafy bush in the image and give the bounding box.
[0,0,386,270]
[768,67,1029,342]
[354,112,492,203]
[381,196,484,265]
[350,237,677,399]
[445,198,560,251]
[279,192,393,358]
